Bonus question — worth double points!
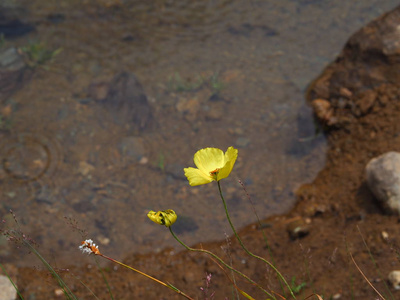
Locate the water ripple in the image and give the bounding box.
[0,132,62,201]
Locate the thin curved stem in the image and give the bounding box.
[238,179,287,297]
[99,254,194,300]
[217,181,297,300]
[169,227,275,299]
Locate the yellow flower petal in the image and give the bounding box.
[147,209,177,227]
[217,146,238,180]
[184,146,238,186]
[161,209,177,227]
[193,148,225,175]
[147,210,159,224]
[184,167,213,186]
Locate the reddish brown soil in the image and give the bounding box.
[7,6,400,300]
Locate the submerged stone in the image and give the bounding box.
[96,72,154,133]
[0,47,28,102]
[0,13,35,38]
[118,136,147,162]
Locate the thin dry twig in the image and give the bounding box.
[303,294,324,300]
[349,251,385,300]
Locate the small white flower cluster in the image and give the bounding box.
[79,239,99,255]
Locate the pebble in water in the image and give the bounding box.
[118,136,147,163]
[235,136,250,148]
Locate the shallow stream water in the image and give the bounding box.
[0,0,398,266]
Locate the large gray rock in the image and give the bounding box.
[366,151,400,214]
[0,274,16,300]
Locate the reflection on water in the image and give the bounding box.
[0,0,398,266]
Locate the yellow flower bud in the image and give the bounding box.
[147,209,177,227]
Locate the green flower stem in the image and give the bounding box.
[238,179,287,297]
[0,263,24,300]
[23,240,78,300]
[94,256,114,300]
[169,227,275,299]
[99,253,194,300]
[217,181,297,300]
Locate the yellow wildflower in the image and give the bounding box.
[147,209,177,227]
[184,146,238,186]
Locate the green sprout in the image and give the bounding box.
[290,276,307,294]
[167,72,204,92]
[166,71,225,101]
[0,114,12,131]
[0,34,5,48]
[209,71,224,94]
[157,153,165,171]
[19,41,62,69]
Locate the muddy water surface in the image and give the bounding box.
[0,0,398,266]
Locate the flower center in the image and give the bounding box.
[210,168,220,180]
